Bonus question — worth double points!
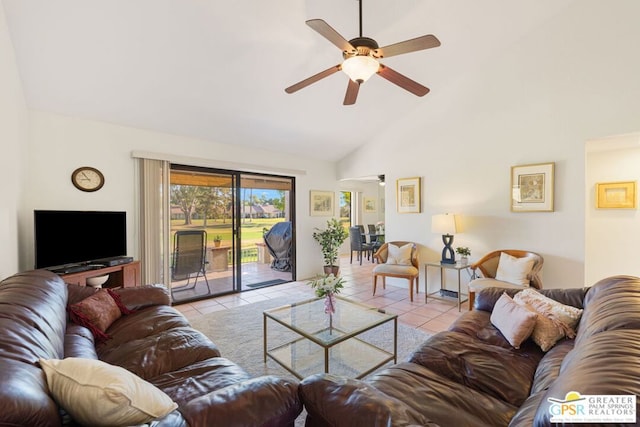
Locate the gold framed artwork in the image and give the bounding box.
[511,162,555,212]
[309,190,334,216]
[363,196,377,213]
[596,181,636,209]
[396,177,421,213]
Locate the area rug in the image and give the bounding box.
[189,296,432,380]
[189,297,431,426]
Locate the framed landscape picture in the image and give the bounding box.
[596,181,636,209]
[363,196,377,213]
[511,162,554,212]
[397,177,421,213]
[310,190,334,216]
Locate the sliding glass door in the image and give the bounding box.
[169,166,237,303]
[168,165,294,304]
[239,173,294,289]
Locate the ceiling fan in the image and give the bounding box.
[285,0,441,105]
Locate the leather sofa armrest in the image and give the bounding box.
[299,374,438,427]
[180,376,302,427]
[112,285,171,311]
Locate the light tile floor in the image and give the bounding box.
[174,255,468,335]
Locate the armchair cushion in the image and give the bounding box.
[373,264,419,276]
[495,252,535,286]
[386,243,413,265]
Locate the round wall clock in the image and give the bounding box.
[71,166,105,192]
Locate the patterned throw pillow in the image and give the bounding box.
[68,288,133,341]
[513,288,583,351]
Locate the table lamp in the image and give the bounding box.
[432,213,457,264]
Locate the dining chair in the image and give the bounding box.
[349,227,374,265]
[367,224,382,252]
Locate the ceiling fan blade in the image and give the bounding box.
[285,65,341,94]
[374,34,440,59]
[343,79,360,105]
[377,64,430,96]
[306,19,357,54]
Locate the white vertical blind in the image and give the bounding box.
[138,158,170,286]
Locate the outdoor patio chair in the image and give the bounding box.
[171,230,211,300]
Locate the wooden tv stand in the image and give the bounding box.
[59,260,141,288]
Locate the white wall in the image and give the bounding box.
[20,110,339,281]
[0,3,27,279]
[338,0,640,290]
[585,136,640,283]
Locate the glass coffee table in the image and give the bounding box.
[263,296,397,379]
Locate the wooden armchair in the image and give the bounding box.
[372,241,420,302]
[467,249,543,310]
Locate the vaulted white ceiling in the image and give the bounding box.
[3,0,575,161]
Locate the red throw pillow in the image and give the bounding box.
[68,289,133,342]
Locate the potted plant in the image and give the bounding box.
[312,218,349,275]
[456,246,471,264]
[213,235,222,247]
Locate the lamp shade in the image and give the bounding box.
[431,214,457,235]
[342,56,379,83]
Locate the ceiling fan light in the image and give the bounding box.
[342,56,379,83]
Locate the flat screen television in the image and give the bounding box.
[34,210,127,269]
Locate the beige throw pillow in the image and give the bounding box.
[495,252,535,286]
[513,289,583,351]
[40,358,178,426]
[386,243,412,265]
[490,293,538,349]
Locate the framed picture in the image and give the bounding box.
[596,181,637,209]
[511,162,555,212]
[396,177,421,213]
[363,196,377,213]
[309,190,334,216]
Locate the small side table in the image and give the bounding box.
[206,246,231,272]
[424,262,471,311]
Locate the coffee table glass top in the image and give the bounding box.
[264,296,396,346]
[263,296,398,379]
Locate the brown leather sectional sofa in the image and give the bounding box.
[300,276,640,426]
[0,270,302,426]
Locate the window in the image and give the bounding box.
[340,191,352,230]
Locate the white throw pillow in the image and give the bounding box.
[386,243,412,265]
[490,293,538,349]
[40,358,178,426]
[495,252,535,286]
